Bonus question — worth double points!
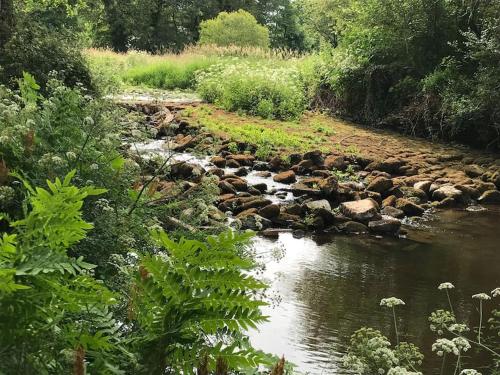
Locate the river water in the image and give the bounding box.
[249,208,500,374]
[134,136,500,374]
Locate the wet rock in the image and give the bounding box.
[432,197,457,208]
[366,176,393,194]
[303,150,324,165]
[226,159,241,168]
[324,155,347,171]
[236,208,258,218]
[218,193,235,203]
[478,190,500,204]
[365,191,383,205]
[258,204,281,219]
[248,187,262,196]
[292,230,306,238]
[228,154,255,166]
[207,168,225,178]
[319,176,339,197]
[292,159,315,174]
[235,167,249,177]
[172,134,199,151]
[273,170,296,184]
[218,180,237,194]
[238,198,272,213]
[261,229,286,239]
[365,158,405,174]
[170,162,205,180]
[368,217,401,234]
[269,156,283,171]
[381,206,405,219]
[255,171,272,178]
[340,199,380,222]
[475,181,497,194]
[240,214,271,231]
[400,187,428,203]
[414,180,432,193]
[339,221,369,234]
[304,199,332,212]
[464,164,485,178]
[432,185,463,201]
[252,183,268,193]
[289,153,302,165]
[395,198,425,216]
[224,178,248,191]
[284,204,304,216]
[253,162,269,171]
[210,156,226,168]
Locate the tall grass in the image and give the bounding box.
[85,46,317,119]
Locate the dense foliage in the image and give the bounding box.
[199,10,270,49]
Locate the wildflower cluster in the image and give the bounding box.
[196,59,307,120]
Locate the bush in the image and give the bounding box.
[199,10,270,49]
[197,60,306,120]
[0,18,92,91]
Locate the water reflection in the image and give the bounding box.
[250,208,500,374]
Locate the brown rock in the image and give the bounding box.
[381,206,405,219]
[464,164,485,178]
[340,199,380,222]
[340,221,369,234]
[210,156,226,168]
[367,176,393,194]
[382,195,397,207]
[414,180,432,193]
[258,204,281,219]
[324,155,347,171]
[368,217,401,234]
[228,154,255,166]
[395,198,425,216]
[273,170,296,184]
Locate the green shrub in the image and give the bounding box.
[199,10,270,49]
[0,18,92,91]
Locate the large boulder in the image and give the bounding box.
[478,190,500,204]
[464,164,485,178]
[273,170,296,184]
[366,176,393,194]
[368,216,401,235]
[324,155,347,170]
[258,204,281,219]
[432,185,463,201]
[340,198,380,222]
[239,214,271,231]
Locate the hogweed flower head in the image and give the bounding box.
[452,337,471,353]
[472,293,491,301]
[448,323,469,333]
[438,282,455,290]
[380,297,405,308]
[460,370,481,375]
[491,287,500,298]
[432,338,459,356]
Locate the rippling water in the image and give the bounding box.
[249,208,500,374]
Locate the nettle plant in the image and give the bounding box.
[344,284,500,375]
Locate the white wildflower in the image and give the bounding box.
[66,151,77,160]
[387,367,422,375]
[449,324,469,333]
[452,337,471,353]
[90,163,99,170]
[460,370,482,375]
[380,297,405,308]
[438,282,455,290]
[432,338,459,356]
[472,293,491,301]
[491,287,500,297]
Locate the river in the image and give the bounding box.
[249,208,500,374]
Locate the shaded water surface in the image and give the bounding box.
[249,208,500,374]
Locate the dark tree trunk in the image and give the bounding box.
[103,0,129,52]
[0,0,15,51]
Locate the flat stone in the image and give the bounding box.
[368,216,401,234]
[340,198,380,222]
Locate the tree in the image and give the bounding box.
[199,9,270,49]
[0,0,14,51]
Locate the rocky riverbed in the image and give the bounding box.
[120,98,500,238]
